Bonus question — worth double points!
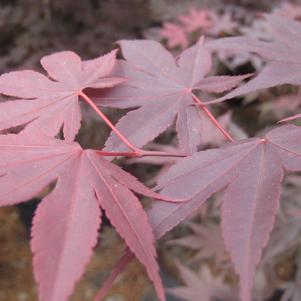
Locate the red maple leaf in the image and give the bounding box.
[148,124,301,301]
[167,260,237,301]
[0,133,174,301]
[167,222,226,264]
[178,8,213,32]
[92,38,249,153]
[0,50,124,141]
[207,14,301,104]
[159,22,189,49]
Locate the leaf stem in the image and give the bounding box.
[93,250,135,301]
[141,150,188,157]
[96,150,188,158]
[191,92,234,142]
[79,91,140,153]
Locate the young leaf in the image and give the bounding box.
[207,14,301,103]
[0,134,168,301]
[159,22,189,49]
[207,12,238,36]
[178,8,213,32]
[148,125,301,301]
[167,260,237,301]
[167,222,225,264]
[0,50,124,141]
[92,39,249,153]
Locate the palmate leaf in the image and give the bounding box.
[167,260,237,301]
[0,134,172,301]
[178,8,213,32]
[0,50,124,141]
[159,22,189,49]
[167,222,225,264]
[207,14,301,104]
[146,124,301,301]
[91,38,249,153]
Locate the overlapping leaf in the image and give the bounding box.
[147,125,301,301]
[0,134,171,301]
[0,50,124,141]
[91,38,249,153]
[207,14,301,103]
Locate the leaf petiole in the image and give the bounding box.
[79,91,141,154]
[93,250,134,301]
[191,92,234,142]
[96,150,188,158]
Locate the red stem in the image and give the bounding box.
[96,150,187,158]
[93,250,135,301]
[79,91,140,153]
[80,92,188,159]
[141,150,188,157]
[191,92,234,142]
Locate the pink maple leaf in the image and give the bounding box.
[207,12,238,36]
[207,14,301,104]
[159,22,189,49]
[91,38,250,153]
[167,222,226,264]
[0,50,124,141]
[167,260,237,301]
[178,8,213,33]
[148,124,301,301]
[0,133,174,301]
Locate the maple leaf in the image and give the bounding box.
[167,260,237,301]
[207,14,301,104]
[0,50,124,141]
[167,222,226,264]
[159,22,189,49]
[0,134,172,301]
[92,38,249,153]
[178,8,213,33]
[147,125,301,301]
[207,12,238,36]
[216,18,272,70]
